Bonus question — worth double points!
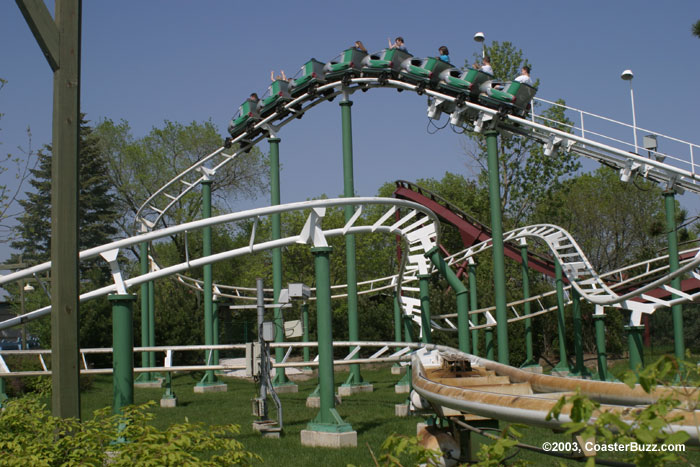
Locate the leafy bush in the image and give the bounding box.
[547,355,694,466]
[0,391,261,466]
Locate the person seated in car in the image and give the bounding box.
[353,40,367,52]
[438,46,450,63]
[388,36,408,53]
[514,65,533,86]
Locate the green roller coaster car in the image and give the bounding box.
[361,48,413,82]
[479,81,537,116]
[438,67,494,100]
[323,47,368,82]
[399,57,453,88]
[289,58,326,97]
[259,79,292,118]
[227,97,261,138]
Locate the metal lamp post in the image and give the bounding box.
[621,69,638,153]
[474,32,485,58]
[20,282,34,349]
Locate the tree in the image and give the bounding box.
[693,19,700,38]
[11,116,119,350]
[12,116,118,267]
[93,119,269,255]
[463,41,580,227]
[530,166,688,273]
[0,78,38,243]
[529,166,695,357]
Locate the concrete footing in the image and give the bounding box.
[135,381,162,389]
[306,394,342,408]
[337,383,373,396]
[193,383,228,393]
[395,384,410,394]
[391,365,407,375]
[252,420,282,439]
[300,429,357,448]
[160,397,177,408]
[272,383,299,394]
[395,403,410,417]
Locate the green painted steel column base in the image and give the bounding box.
[307,408,354,433]
[340,368,373,395]
[567,366,593,378]
[395,365,411,393]
[519,361,543,373]
[551,359,571,376]
[134,373,162,388]
[160,372,177,407]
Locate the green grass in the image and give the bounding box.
[80,367,423,466]
[75,366,700,466]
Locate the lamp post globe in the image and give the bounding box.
[474,32,485,58]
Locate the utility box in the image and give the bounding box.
[245,342,261,377]
[262,321,276,342]
[284,319,303,338]
[288,283,311,300]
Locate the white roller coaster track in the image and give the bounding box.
[0,197,440,331]
[134,76,700,231]
[3,73,700,338]
[3,70,700,447]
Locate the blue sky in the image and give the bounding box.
[1,1,699,260]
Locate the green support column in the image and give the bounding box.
[484,328,495,361]
[626,324,645,374]
[593,313,608,381]
[520,240,536,367]
[394,292,403,351]
[340,98,366,390]
[110,294,137,414]
[302,302,310,365]
[136,241,154,383]
[161,368,176,406]
[195,179,224,392]
[268,137,292,388]
[425,247,469,353]
[571,289,590,377]
[148,279,156,374]
[418,274,432,344]
[552,260,570,373]
[468,260,479,356]
[213,299,220,366]
[198,178,219,387]
[485,129,509,365]
[307,246,353,433]
[664,190,685,365]
[395,294,413,389]
[403,304,415,343]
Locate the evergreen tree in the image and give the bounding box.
[11,115,119,350]
[12,115,118,264]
